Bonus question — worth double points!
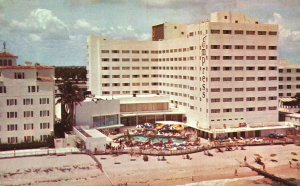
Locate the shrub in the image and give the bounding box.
[143,155,149,162]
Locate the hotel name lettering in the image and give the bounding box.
[200,35,207,100]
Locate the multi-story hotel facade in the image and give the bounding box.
[279,60,300,98]
[87,12,287,136]
[0,51,55,144]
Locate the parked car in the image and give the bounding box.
[268,133,285,139]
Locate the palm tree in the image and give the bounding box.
[56,81,85,131]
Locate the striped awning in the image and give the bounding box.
[280,97,297,102]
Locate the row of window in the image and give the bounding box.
[6,98,50,106]
[6,123,50,131]
[6,135,50,144]
[0,86,40,94]
[211,106,277,113]
[211,96,277,103]
[211,77,277,82]
[279,85,300,89]
[211,87,278,92]
[210,29,277,35]
[211,56,277,60]
[102,66,196,71]
[211,66,277,71]
[102,90,158,95]
[6,110,50,118]
[210,45,277,50]
[279,69,300,73]
[0,59,13,66]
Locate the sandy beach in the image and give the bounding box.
[0,144,299,186]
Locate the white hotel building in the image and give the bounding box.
[87,12,294,138]
[0,51,55,144]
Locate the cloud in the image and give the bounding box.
[65,0,126,6]
[268,12,300,42]
[73,19,101,33]
[9,9,69,41]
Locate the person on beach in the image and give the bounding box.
[289,161,292,168]
[234,169,238,176]
[244,156,247,162]
[262,164,265,171]
[297,163,299,170]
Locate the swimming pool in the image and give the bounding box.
[116,135,185,144]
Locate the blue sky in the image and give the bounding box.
[0,0,299,66]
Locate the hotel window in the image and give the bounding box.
[223,98,232,102]
[246,87,255,91]
[14,72,25,79]
[258,77,266,81]
[142,58,149,62]
[235,108,244,112]
[23,111,34,118]
[112,58,119,62]
[122,67,130,70]
[7,112,17,118]
[258,31,266,35]
[279,77,283,81]
[211,109,220,113]
[258,46,266,50]
[132,75,140,78]
[40,110,50,117]
[211,56,220,60]
[28,86,39,93]
[246,56,255,60]
[258,97,266,101]
[211,77,220,81]
[223,88,232,92]
[101,50,109,53]
[223,77,232,81]
[211,29,220,34]
[211,67,220,71]
[246,45,255,50]
[235,77,243,81]
[211,88,220,92]
[102,83,110,87]
[287,85,292,89]
[142,74,149,78]
[7,124,18,131]
[23,98,33,105]
[235,88,244,92]
[223,56,232,60]
[223,30,232,34]
[142,50,149,54]
[269,106,277,110]
[102,67,109,70]
[122,58,130,62]
[234,45,243,49]
[223,45,232,49]
[132,50,139,54]
[246,97,255,101]
[258,56,266,60]
[269,56,277,60]
[258,67,266,70]
[122,83,130,86]
[223,108,232,112]
[235,67,243,70]
[102,75,109,78]
[269,76,277,80]
[211,45,220,49]
[8,137,18,144]
[132,67,140,70]
[269,46,277,50]
[102,91,110,95]
[234,30,243,34]
[235,56,243,60]
[122,50,130,53]
[112,75,120,78]
[246,66,255,70]
[258,107,266,111]
[279,85,283,89]
[223,67,232,71]
[269,96,277,100]
[246,107,255,111]
[7,99,17,106]
[40,122,50,129]
[24,136,34,142]
[112,67,120,70]
[246,31,255,35]
[112,83,120,87]
[269,66,277,70]
[112,50,119,53]
[246,77,255,81]
[102,58,109,62]
[258,87,266,91]
[211,98,220,103]
[269,31,277,35]
[40,135,50,142]
[24,123,34,130]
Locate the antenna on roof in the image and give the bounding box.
[3,41,6,52]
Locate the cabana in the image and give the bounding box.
[155,121,186,131]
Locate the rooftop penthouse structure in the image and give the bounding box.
[87,12,290,137]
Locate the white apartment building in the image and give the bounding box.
[87,12,287,137]
[0,51,55,144]
[279,60,300,98]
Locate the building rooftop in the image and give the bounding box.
[0,65,54,70]
[0,52,18,58]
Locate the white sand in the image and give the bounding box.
[0,144,299,186]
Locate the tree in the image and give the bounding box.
[56,81,85,131]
